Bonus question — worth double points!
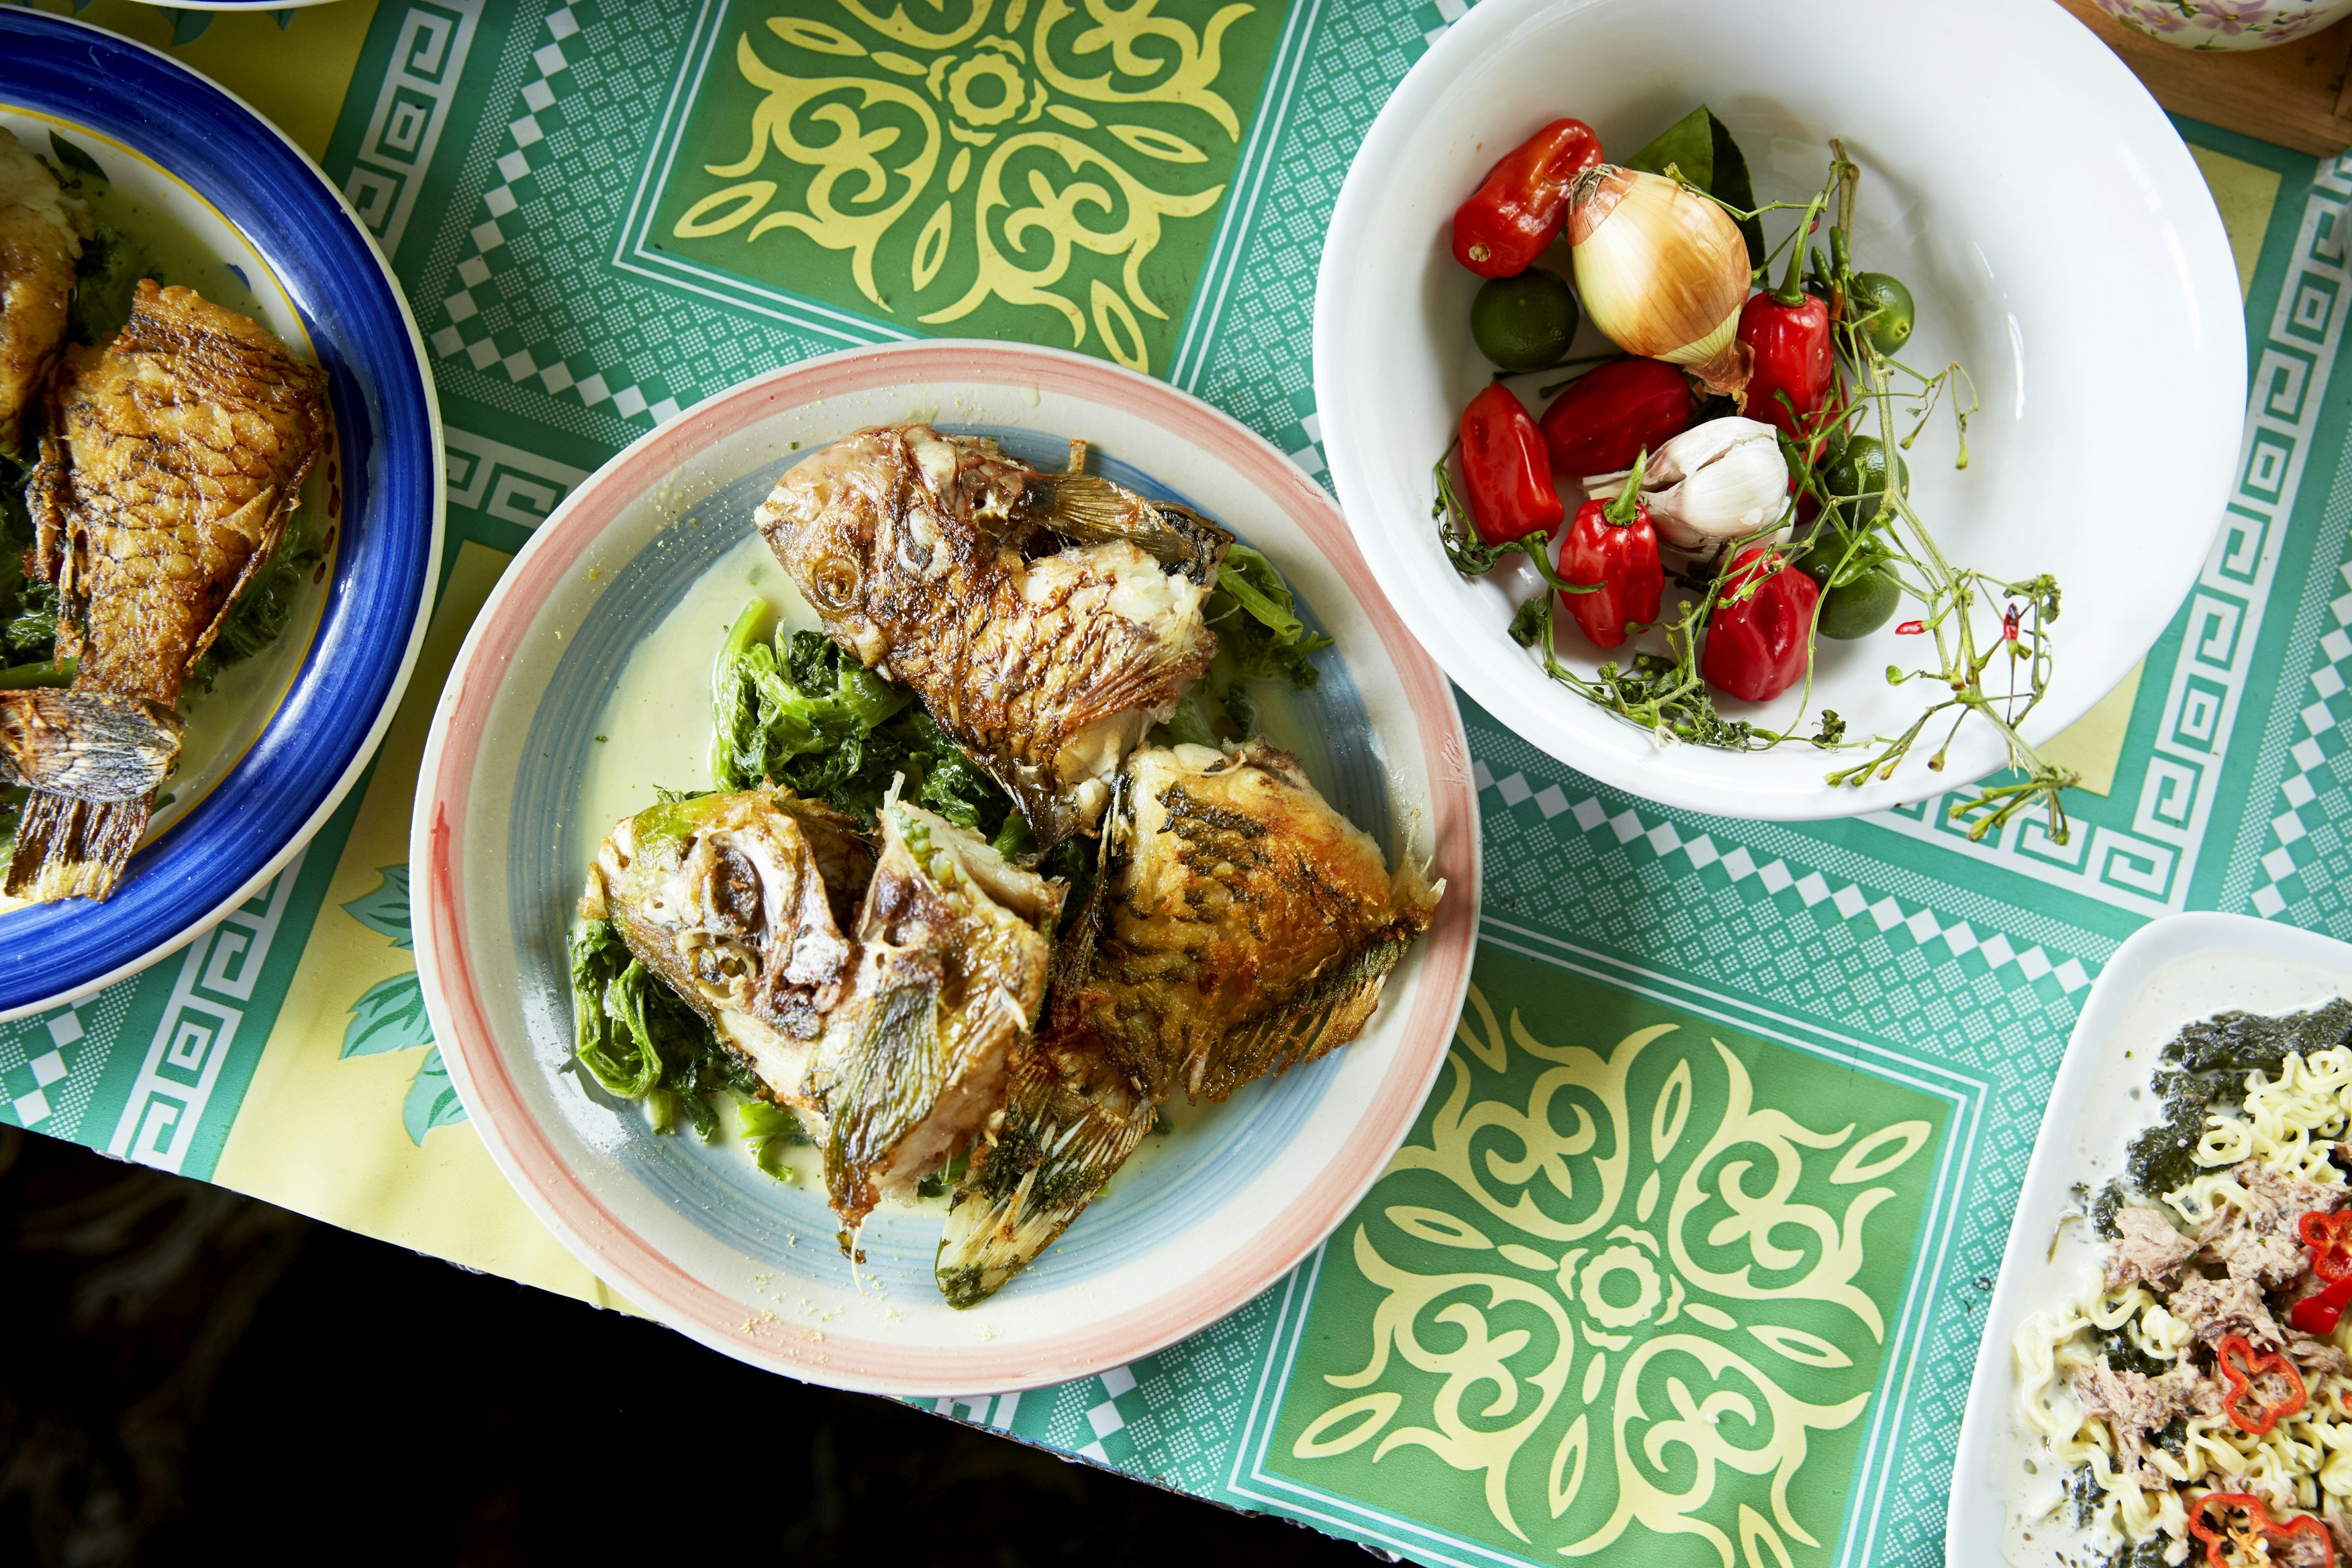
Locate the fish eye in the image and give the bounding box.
[811,556,859,610]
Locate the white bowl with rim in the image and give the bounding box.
[1314,0,2244,821]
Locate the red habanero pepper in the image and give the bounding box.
[1538,357,1694,480]
[2188,1492,2337,1568]
[1452,119,1604,279]
[2215,1334,2307,1436]
[1700,546,1820,703]
[1735,188,1834,443]
[1458,384,1563,546]
[1558,450,1662,650]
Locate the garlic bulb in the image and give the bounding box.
[1567,165,1752,398]
[1583,417,1790,552]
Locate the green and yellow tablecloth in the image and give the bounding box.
[5,2,2346,1561]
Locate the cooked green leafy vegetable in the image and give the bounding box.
[1157,543,1332,746]
[568,916,772,1143]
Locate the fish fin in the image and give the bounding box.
[186,458,307,673]
[935,1038,1153,1309]
[4,789,152,902]
[1026,472,1234,586]
[0,690,182,801]
[811,952,947,1228]
[1190,929,1418,1102]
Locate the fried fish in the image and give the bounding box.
[803,794,1062,1229]
[935,743,1442,1304]
[580,787,875,1113]
[1093,741,1442,1106]
[754,425,1231,848]
[0,127,80,456]
[9,281,328,902]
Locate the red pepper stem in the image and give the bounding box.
[1604,449,1648,528]
[1774,189,1825,306]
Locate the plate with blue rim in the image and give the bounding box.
[0,9,442,1019]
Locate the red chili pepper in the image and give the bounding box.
[1452,119,1604,279]
[1538,358,1694,481]
[2188,1492,2336,1568]
[1458,383,1563,546]
[2290,1275,2352,1336]
[2302,1208,2352,1281]
[1558,450,1662,650]
[1700,546,1819,703]
[1895,620,1924,636]
[2216,1334,2307,1436]
[2001,603,2022,643]
[1734,192,1834,443]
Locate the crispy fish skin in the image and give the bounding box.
[8,281,327,903]
[0,689,181,801]
[0,127,81,455]
[1092,741,1442,1106]
[804,796,1061,1230]
[754,424,1223,846]
[581,788,875,1124]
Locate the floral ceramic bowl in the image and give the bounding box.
[2095,0,2352,48]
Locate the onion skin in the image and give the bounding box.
[1568,165,1752,399]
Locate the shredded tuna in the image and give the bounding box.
[2326,1509,2352,1558]
[2072,1358,2207,1491]
[2165,1273,2289,1349]
[2108,1206,2199,1291]
[2277,1527,2335,1568]
[2195,1163,2340,1287]
[2288,1336,2349,1379]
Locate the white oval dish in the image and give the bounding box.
[1314,0,2244,820]
[1950,913,2352,1561]
[412,341,1480,1395]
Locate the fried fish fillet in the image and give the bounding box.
[9,281,327,902]
[754,425,1231,848]
[1088,742,1441,1106]
[581,788,876,1113]
[0,127,80,456]
[803,796,1062,1229]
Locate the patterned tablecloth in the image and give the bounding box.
[7,2,2348,1562]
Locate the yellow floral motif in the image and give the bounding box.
[669,0,1257,374]
[1292,986,1934,1565]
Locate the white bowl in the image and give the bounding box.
[1315,0,2244,821]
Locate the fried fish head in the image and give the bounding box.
[581,788,873,1114]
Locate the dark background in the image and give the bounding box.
[0,1125,1381,1566]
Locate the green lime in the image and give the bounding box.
[1848,272,1915,356]
[1471,269,1580,372]
[1817,567,1901,639]
[1822,435,1909,527]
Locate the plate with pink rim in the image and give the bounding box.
[410,339,1480,1393]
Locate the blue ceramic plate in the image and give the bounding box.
[0,11,442,1018]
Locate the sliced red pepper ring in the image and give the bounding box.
[2289,1274,2352,1337]
[2302,1208,2352,1283]
[2187,1491,2337,1568]
[2216,1334,2307,1436]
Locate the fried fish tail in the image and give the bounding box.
[935,1034,1154,1309]
[0,689,183,802]
[6,790,152,902]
